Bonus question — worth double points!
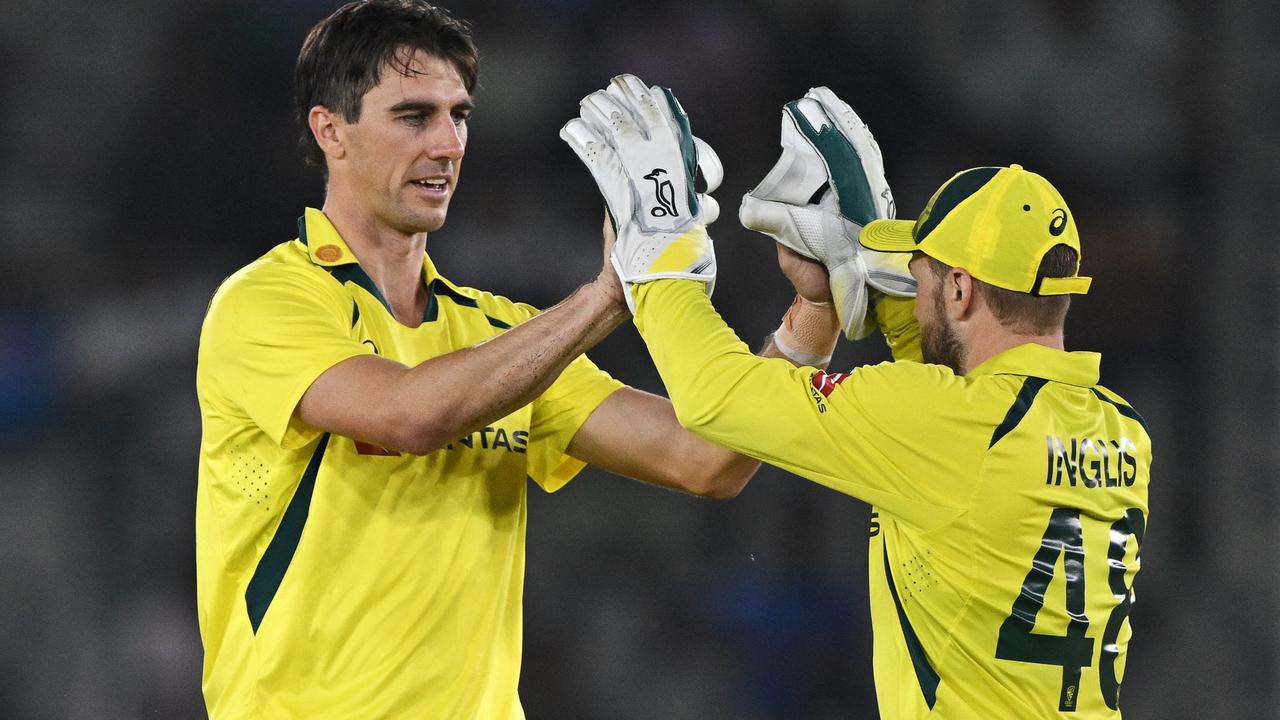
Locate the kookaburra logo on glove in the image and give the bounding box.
[644,167,678,217]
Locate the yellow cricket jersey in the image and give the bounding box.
[634,280,1152,719]
[195,208,623,719]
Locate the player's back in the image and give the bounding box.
[874,367,1151,718]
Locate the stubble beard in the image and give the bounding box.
[920,285,966,374]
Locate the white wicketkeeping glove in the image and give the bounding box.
[739,87,915,339]
[561,74,723,313]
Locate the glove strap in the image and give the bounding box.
[772,295,839,367]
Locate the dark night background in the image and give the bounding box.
[1,0,1275,717]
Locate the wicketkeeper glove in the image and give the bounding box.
[739,87,915,339]
[561,74,722,313]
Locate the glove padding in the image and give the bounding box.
[739,87,914,339]
[561,74,722,312]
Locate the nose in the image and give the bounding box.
[428,117,466,163]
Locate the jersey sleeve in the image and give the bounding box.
[634,280,979,529]
[525,352,625,492]
[480,298,626,493]
[872,294,923,363]
[199,262,373,450]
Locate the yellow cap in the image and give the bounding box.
[859,165,1091,295]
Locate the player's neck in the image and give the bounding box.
[320,193,429,327]
[961,322,1065,375]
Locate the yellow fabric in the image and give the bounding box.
[196,209,623,720]
[647,225,713,274]
[871,294,922,363]
[860,165,1091,295]
[634,279,1152,720]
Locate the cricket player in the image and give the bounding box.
[194,3,771,718]
[564,81,1152,718]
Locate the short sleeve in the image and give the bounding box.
[525,353,624,492]
[198,262,373,449]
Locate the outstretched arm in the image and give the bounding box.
[298,270,628,456]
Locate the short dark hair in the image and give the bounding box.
[923,244,1077,334]
[294,0,479,169]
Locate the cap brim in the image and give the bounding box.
[859,219,917,253]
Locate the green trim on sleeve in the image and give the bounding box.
[245,433,330,633]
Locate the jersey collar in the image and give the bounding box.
[968,342,1101,387]
[297,207,441,282]
[297,207,359,268]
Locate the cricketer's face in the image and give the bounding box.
[910,254,965,374]
[336,49,473,235]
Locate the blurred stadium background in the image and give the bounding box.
[1,0,1274,717]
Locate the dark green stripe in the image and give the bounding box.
[786,100,877,226]
[989,376,1048,448]
[329,270,507,329]
[660,86,700,218]
[329,265,393,316]
[915,167,1000,243]
[423,278,478,321]
[1090,388,1151,436]
[245,433,330,633]
[883,544,939,708]
[350,301,360,328]
[297,215,308,246]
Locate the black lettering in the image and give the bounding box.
[479,426,494,449]
[1063,438,1079,487]
[1045,436,1056,485]
[869,512,880,538]
[1081,439,1100,488]
[1121,439,1137,486]
[1051,436,1067,486]
[1101,440,1118,487]
[808,385,827,413]
[513,430,528,454]
[492,428,511,451]
[458,434,473,448]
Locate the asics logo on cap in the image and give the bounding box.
[644,168,678,218]
[1049,208,1068,237]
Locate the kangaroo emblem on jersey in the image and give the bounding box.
[644,168,678,217]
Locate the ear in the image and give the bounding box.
[308,105,346,161]
[945,268,976,321]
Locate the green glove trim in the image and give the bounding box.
[661,86,700,220]
[784,100,877,226]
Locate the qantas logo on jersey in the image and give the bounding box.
[1044,435,1139,488]
[446,426,528,454]
[808,371,850,415]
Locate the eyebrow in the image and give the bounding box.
[387,98,475,114]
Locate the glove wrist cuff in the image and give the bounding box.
[772,295,839,367]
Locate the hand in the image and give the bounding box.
[592,208,628,311]
[562,74,722,313]
[776,244,832,304]
[739,87,914,339]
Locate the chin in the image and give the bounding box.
[397,207,448,234]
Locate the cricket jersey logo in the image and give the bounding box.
[644,167,679,217]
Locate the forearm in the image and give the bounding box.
[413,282,626,442]
[301,280,627,454]
[759,295,840,369]
[632,280,812,447]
